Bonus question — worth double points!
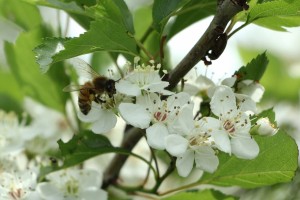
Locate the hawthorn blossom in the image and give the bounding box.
[0,110,32,156]
[202,85,259,159]
[119,92,193,150]
[23,98,73,154]
[115,59,171,96]
[165,107,219,177]
[0,170,39,200]
[37,169,107,200]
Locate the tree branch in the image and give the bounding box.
[102,127,145,189]
[167,0,244,89]
[102,0,247,189]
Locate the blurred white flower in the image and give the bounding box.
[115,60,171,96]
[256,117,278,136]
[203,86,259,159]
[119,92,193,150]
[23,98,73,154]
[37,169,107,200]
[0,110,32,156]
[0,169,39,200]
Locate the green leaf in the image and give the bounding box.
[199,130,298,188]
[168,0,216,39]
[52,19,138,63]
[57,130,131,167]
[162,189,237,200]
[247,0,300,31]
[152,0,191,34]
[33,37,68,73]
[86,0,135,34]
[0,0,41,30]
[235,52,269,81]
[239,48,300,102]
[24,0,86,15]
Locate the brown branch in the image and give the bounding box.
[102,126,145,189]
[102,0,247,189]
[167,0,244,89]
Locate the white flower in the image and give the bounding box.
[237,80,265,102]
[37,169,107,200]
[78,101,117,134]
[119,92,193,150]
[115,60,171,96]
[203,85,259,159]
[23,98,73,154]
[0,170,39,200]
[165,110,219,177]
[0,110,32,156]
[256,117,278,136]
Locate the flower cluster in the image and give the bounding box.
[76,58,278,177]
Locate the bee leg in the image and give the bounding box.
[95,95,106,104]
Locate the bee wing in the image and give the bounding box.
[68,58,100,79]
[63,84,83,92]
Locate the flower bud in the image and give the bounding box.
[256,117,278,136]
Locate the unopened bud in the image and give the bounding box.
[256,117,278,136]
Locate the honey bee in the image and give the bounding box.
[63,58,116,115]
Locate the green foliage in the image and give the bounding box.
[34,0,138,71]
[247,0,300,31]
[34,37,68,73]
[168,0,216,39]
[235,52,269,81]
[239,48,300,102]
[199,130,298,188]
[162,189,237,200]
[152,0,190,34]
[57,130,131,167]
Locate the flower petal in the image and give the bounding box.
[118,103,151,129]
[115,79,141,96]
[211,130,231,154]
[165,134,188,156]
[231,137,259,159]
[194,146,219,173]
[146,123,168,150]
[91,110,117,133]
[77,103,101,122]
[176,150,194,177]
[210,86,236,118]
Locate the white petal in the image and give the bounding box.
[144,81,169,93]
[235,94,257,114]
[231,137,259,159]
[115,79,141,96]
[80,190,108,200]
[91,110,117,133]
[118,103,151,129]
[194,146,219,173]
[77,103,101,122]
[146,123,169,150]
[235,112,251,134]
[167,92,191,109]
[238,80,265,102]
[195,75,215,91]
[211,130,231,154]
[168,104,194,135]
[210,86,237,118]
[221,76,237,87]
[165,134,188,156]
[36,182,62,200]
[176,150,194,177]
